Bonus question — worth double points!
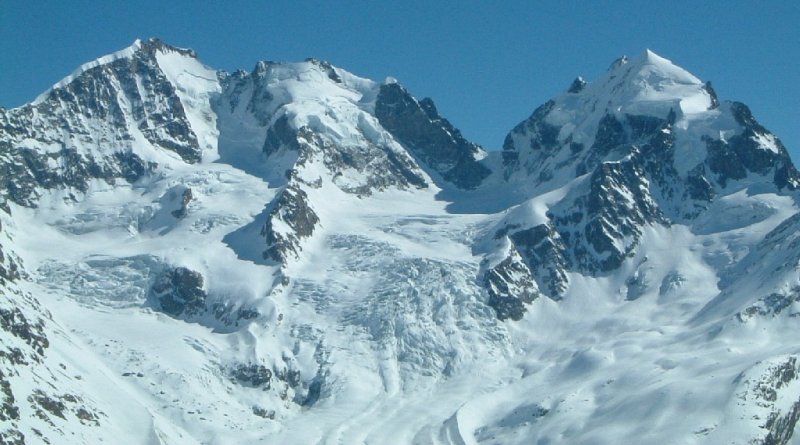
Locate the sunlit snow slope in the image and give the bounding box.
[2,39,800,445]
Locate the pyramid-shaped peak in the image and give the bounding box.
[85,37,197,64]
[31,38,202,106]
[606,49,677,69]
[642,48,666,62]
[617,49,702,86]
[556,50,713,120]
[631,49,680,69]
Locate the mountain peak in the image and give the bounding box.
[641,48,663,63]
[580,49,710,118]
[628,48,677,70]
[138,37,198,58]
[612,48,701,86]
[31,37,199,106]
[502,49,797,197]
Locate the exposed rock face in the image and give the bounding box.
[501,99,559,179]
[482,248,539,321]
[0,38,215,207]
[0,226,21,286]
[484,51,800,316]
[0,206,103,443]
[722,356,800,445]
[0,211,48,438]
[231,363,273,388]
[0,143,152,208]
[567,77,587,94]
[261,184,320,263]
[292,124,428,195]
[230,360,317,409]
[150,266,207,318]
[0,307,49,359]
[738,287,800,322]
[489,124,669,304]
[704,81,720,109]
[706,102,799,190]
[220,62,429,197]
[507,224,569,298]
[375,82,491,189]
[262,114,300,156]
[553,154,665,274]
[2,39,203,163]
[170,187,193,219]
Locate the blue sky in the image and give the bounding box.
[2,1,798,158]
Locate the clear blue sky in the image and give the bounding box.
[2,1,798,158]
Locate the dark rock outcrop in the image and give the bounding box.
[375,82,490,189]
[705,102,799,190]
[0,39,216,207]
[262,114,299,157]
[502,100,559,178]
[305,58,342,83]
[252,406,276,419]
[150,267,207,318]
[763,399,800,445]
[223,64,430,197]
[0,143,153,208]
[704,81,720,109]
[508,224,570,297]
[484,222,572,318]
[487,73,800,319]
[734,356,800,445]
[567,77,587,94]
[170,188,193,219]
[738,287,800,322]
[231,363,273,389]
[1,38,204,165]
[0,370,18,422]
[557,155,665,273]
[0,308,49,358]
[483,249,539,321]
[261,184,320,263]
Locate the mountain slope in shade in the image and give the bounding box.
[1,40,800,444]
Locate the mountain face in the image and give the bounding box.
[2,39,800,444]
[486,50,800,318]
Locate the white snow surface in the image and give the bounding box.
[543,50,713,149]
[155,48,221,158]
[4,43,800,445]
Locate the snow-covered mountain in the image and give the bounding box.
[2,38,800,444]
